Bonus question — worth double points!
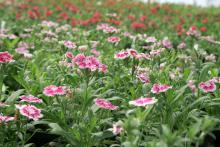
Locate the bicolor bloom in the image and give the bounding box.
[129,97,157,106]
[16,104,43,120]
[65,52,74,59]
[107,36,120,43]
[162,38,173,49]
[199,80,216,93]
[95,98,118,110]
[151,84,172,94]
[109,122,123,135]
[43,85,66,97]
[114,50,129,59]
[136,73,150,84]
[0,51,13,63]
[0,114,14,123]
[20,95,43,103]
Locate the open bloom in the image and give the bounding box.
[129,97,157,106]
[199,80,216,93]
[0,51,13,63]
[73,54,107,72]
[16,104,43,120]
[0,114,14,123]
[107,36,120,43]
[43,85,66,97]
[95,98,118,110]
[20,95,43,103]
[151,84,172,93]
[114,50,129,59]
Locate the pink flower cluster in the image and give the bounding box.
[97,23,119,33]
[95,98,118,110]
[20,95,43,103]
[151,84,172,94]
[73,54,107,73]
[0,51,13,63]
[114,49,150,60]
[177,42,186,49]
[107,36,120,43]
[129,97,157,106]
[16,105,43,121]
[199,80,216,93]
[186,26,200,37]
[43,85,66,97]
[0,114,14,123]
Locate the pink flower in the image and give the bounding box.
[43,85,66,97]
[114,50,129,59]
[151,84,172,94]
[16,104,43,120]
[20,95,43,103]
[177,42,186,49]
[127,49,138,57]
[212,77,220,83]
[65,52,74,59]
[0,114,14,123]
[95,98,118,110]
[162,38,173,49]
[107,36,120,43]
[90,49,100,57]
[63,40,76,49]
[129,97,157,106]
[146,37,157,43]
[135,53,151,60]
[15,47,29,54]
[99,64,108,73]
[199,80,216,93]
[0,51,13,63]
[109,122,123,135]
[137,73,150,84]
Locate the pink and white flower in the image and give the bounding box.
[16,104,43,121]
[107,36,120,43]
[63,40,76,49]
[0,114,14,123]
[114,50,129,59]
[199,80,216,93]
[129,97,157,106]
[151,84,172,94]
[109,122,124,135]
[20,95,43,103]
[0,51,13,63]
[95,98,118,110]
[136,73,150,84]
[43,85,66,97]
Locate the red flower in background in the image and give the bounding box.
[131,22,146,29]
[200,27,207,32]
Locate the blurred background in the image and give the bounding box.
[141,0,220,7]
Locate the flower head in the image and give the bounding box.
[95,98,118,110]
[151,84,172,94]
[0,51,13,63]
[199,80,216,93]
[16,104,43,120]
[107,36,120,43]
[43,85,66,97]
[129,97,157,106]
[20,95,43,103]
[0,114,14,123]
